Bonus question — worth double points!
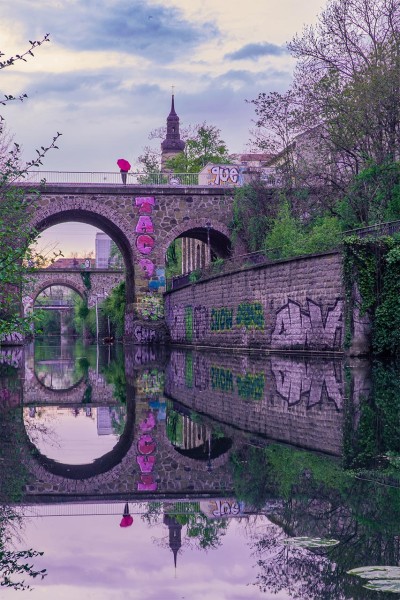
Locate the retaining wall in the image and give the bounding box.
[164,251,350,352]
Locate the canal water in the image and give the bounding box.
[1,338,400,599]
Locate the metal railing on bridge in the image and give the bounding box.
[16,171,201,186]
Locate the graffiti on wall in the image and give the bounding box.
[137,294,164,321]
[272,298,343,348]
[185,306,193,342]
[134,196,165,296]
[133,325,160,344]
[271,356,343,409]
[199,164,241,186]
[236,302,265,330]
[210,307,233,331]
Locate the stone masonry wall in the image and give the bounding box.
[164,252,344,352]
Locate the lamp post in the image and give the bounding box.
[206,222,211,265]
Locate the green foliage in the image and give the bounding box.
[166,123,230,173]
[337,162,400,228]
[80,271,91,290]
[102,281,126,339]
[165,239,182,279]
[174,511,228,550]
[264,201,342,258]
[231,182,277,251]
[343,236,400,354]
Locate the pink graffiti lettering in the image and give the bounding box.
[136,234,155,255]
[139,258,155,278]
[135,197,155,213]
[136,455,156,473]
[139,411,156,431]
[135,216,154,234]
[137,434,156,454]
[138,474,157,491]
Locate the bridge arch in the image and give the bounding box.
[30,200,135,304]
[160,219,245,262]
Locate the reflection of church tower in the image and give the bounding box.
[163,514,182,568]
[161,95,185,173]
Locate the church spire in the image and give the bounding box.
[163,514,182,569]
[161,93,185,173]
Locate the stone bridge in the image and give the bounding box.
[23,268,125,314]
[20,183,244,344]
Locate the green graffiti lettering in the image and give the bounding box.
[210,307,233,331]
[211,366,234,393]
[236,373,265,401]
[236,302,265,330]
[185,306,193,341]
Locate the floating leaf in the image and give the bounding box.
[348,566,400,580]
[364,580,400,593]
[283,537,339,548]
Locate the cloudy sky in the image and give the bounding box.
[1,0,327,172]
[1,0,326,254]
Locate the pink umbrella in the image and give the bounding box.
[117,158,131,171]
[119,502,133,528]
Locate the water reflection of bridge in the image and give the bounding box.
[0,344,371,504]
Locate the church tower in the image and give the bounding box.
[163,513,182,568]
[161,94,185,173]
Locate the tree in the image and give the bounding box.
[251,0,400,214]
[0,37,61,340]
[166,123,230,173]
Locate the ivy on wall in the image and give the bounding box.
[80,271,91,290]
[343,235,400,354]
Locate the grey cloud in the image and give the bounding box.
[3,0,219,64]
[225,42,288,60]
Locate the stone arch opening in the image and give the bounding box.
[31,207,135,305]
[162,220,239,278]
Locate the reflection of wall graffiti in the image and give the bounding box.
[271,356,343,409]
[272,298,343,349]
[211,367,234,393]
[137,410,157,491]
[210,307,233,331]
[236,302,264,330]
[0,348,23,368]
[236,373,265,401]
[185,353,193,388]
[200,499,244,518]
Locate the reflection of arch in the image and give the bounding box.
[25,396,135,479]
[166,402,233,464]
[31,203,135,303]
[33,370,85,393]
[161,220,242,260]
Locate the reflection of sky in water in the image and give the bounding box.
[23,408,122,464]
[1,509,292,600]
[35,362,82,390]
